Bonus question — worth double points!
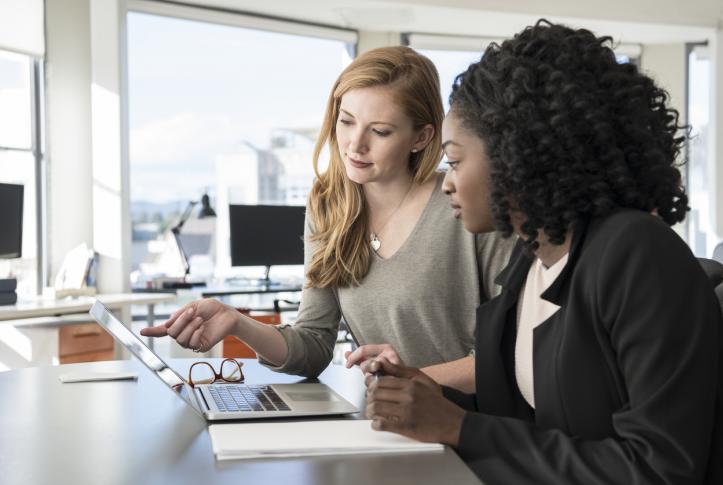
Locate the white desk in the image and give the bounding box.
[0,293,176,368]
[0,359,483,485]
[0,293,175,323]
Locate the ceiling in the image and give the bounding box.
[157,0,722,44]
[391,0,723,29]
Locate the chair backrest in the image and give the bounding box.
[713,242,723,265]
[698,258,723,316]
[699,257,723,483]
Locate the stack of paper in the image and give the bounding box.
[208,419,444,460]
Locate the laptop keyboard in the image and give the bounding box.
[208,384,291,412]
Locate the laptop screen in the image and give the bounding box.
[89,300,199,411]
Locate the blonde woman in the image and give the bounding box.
[142,46,514,389]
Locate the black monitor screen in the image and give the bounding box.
[229,205,305,267]
[0,183,23,259]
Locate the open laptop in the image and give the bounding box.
[89,300,358,421]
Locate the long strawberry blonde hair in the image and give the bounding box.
[306,46,444,288]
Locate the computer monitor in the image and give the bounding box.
[0,183,23,259]
[229,204,305,279]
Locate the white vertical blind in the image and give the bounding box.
[0,0,45,56]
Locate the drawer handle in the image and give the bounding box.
[73,330,102,338]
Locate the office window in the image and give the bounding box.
[412,42,638,114]
[686,45,718,257]
[418,48,484,112]
[413,48,482,113]
[127,11,354,282]
[0,49,40,297]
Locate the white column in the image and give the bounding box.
[45,0,94,282]
[641,43,687,124]
[640,43,688,238]
[711,29,723,240]
[357,31,401,54]
[89,0,131,293]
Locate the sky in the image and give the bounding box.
[127,12,351,204]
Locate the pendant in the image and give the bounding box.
[370,233,381,252]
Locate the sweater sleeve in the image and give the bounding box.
[257,208,340,378]
[476,232,516,300]
[457,218,720,484]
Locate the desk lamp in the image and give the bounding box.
[167,192,216,289]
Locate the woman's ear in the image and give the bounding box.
[412,124,435,152]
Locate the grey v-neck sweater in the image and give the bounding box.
[260,174,515,377]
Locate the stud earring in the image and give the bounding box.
[411,148,418,153]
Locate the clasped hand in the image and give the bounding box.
[363,358,466,447]
[344,343,404,375]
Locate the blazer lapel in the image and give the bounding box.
[475,240,535,418]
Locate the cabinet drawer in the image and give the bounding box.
[223,312,281,359]
[59,323,114,357]
[60,349,116,365]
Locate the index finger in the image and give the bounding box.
[369,357,418,379]
[140,303,194,337]
[345,344,384,368]
[139,325,169,337]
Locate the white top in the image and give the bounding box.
[515,253,569,408]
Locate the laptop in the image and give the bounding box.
[89,300,359,421]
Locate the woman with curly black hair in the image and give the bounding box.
[363,20,722,484]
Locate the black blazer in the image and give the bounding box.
[443,210,722,484]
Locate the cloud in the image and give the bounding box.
[129,112,272,166]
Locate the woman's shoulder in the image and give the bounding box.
[583,209,699,281]
[589,209,685,252]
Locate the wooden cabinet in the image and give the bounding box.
[222,311,281,358]
[59,323,115,364]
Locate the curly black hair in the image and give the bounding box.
[449,19,689,245]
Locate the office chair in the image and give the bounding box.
[713,242,723,265]
[698,258,723,316]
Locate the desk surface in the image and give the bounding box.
[0,293,176,321]
[134,283,303,298]
[0,359,482,485]
[200,283,302,297]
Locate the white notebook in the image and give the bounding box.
[208,419,444,460]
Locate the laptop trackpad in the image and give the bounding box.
[285,391,338,402]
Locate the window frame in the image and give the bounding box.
[127,0,358,46]
[123,1,358,281]
[0,50,46,294]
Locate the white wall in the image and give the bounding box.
[640,43,688,237]
[45,0,94,282]
[89,0,132,294]
[641,43,687,125]
[357,31,401,54]
[712,30,723,240]
[45,0,131,294]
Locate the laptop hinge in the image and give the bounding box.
[195,387,211,411]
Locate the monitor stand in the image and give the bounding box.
[226,266,280,288]
[257,265,276,288]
